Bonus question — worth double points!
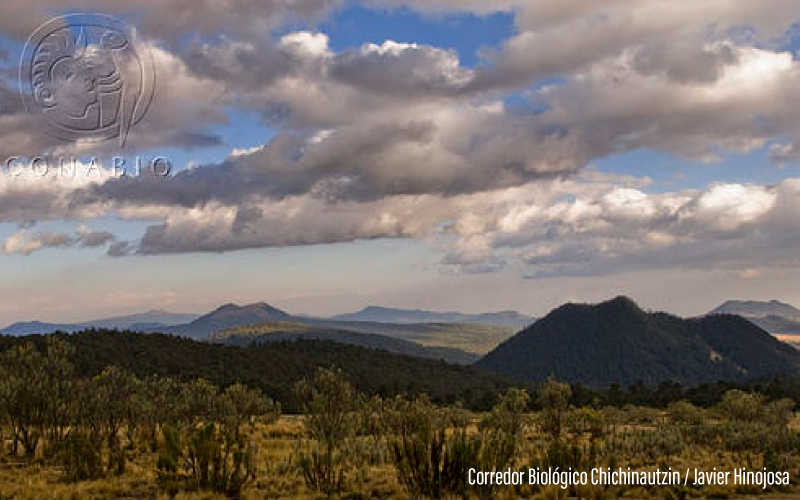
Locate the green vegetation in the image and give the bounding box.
[2,345,800,500]
[151,302,516,355]
[368,321,517,355]
[0,330,511,411]
[211,322,481,364]
[479,296,800,386]
[0,338,278,497]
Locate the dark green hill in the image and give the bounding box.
[477,297,800,386]
[0,331,509,411]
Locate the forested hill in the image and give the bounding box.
[0,331,510,411]
[477,296,800,386]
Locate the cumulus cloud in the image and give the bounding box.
[3,229,73,255]
[2,224,118,255]
[65,167,796,284]
[0,0,799,285]
[76,224,115,247]
[535,43,800,161]
[438,177,800,278]
[0,0,341,41]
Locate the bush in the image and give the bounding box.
[539,378,571,438]
[156,422,259,499]
[154,380,276,499]
[668,401,705,425]
[718,390,763,422]
[59,431,103,482]
[383,396,473,499]
[296,441,349,496]
[294,368,360,496]
[391,424,474,499]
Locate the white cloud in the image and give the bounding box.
[3,229,72,255]
[0,0,798,286]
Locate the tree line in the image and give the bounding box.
[1,336,800,499]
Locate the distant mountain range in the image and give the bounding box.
[157,302,514,356]
[478,296,800,386]
[1,302,516,357]
[157,303,293,339]
[708,300,800,335]
[330,306,533,328]
[0,310,199,336]
[210,322,479,364]
[710,300,800,321]
[6,297,800,388]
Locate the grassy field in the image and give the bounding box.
[2,407,800,500]
[2,340,800,500]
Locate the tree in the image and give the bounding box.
[481,388,530,438]
[385,395,471,499]
[668,400,704,425]
[294,367,360,496]
[0,339,74,457]
[539,378,571,438]
[719,390,763,422]
[78,366,140,474]
[218,383,279,440]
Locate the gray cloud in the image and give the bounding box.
[0,0,799,284]
[1,224,118,255]
[438,178,800,278]
[76,225,115,247]
[0,0,341,41]
[2,229,73,255]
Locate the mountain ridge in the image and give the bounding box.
[0,310,199,336]
[478,296,800,386]
[709,300,800,321]
[331,306,533,328]
[209,322,479,364]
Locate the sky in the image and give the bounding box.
[1,1,800,325]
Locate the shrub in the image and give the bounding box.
[59,431,103,482]
[391,423,474,499]
[538,378,571,438]
[294,368,360,496]
[668,401,705,425]
[154,380,276,499]
[384,396,474,499]
[718,390,763,423]
[296,441,349,496]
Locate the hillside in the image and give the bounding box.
[1,321,81,336]
[300,318,515,355]
[478,297,800,386]
[331,306,532,328]
[707,300,800,337]
[210,322,479,364]
[1,302,515,354]
[0,310,198,336]
[0,331,510,411]
[748,315,800,336]
[159,303,294,339]
[710,300,800,321]
[148,302,515,354]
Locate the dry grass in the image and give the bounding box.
[0,416,405,500]
[2,414,800,499]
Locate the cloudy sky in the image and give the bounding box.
[1,1,800,325]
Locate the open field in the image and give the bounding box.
[3,338,800,500]
[3,398,800,499]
